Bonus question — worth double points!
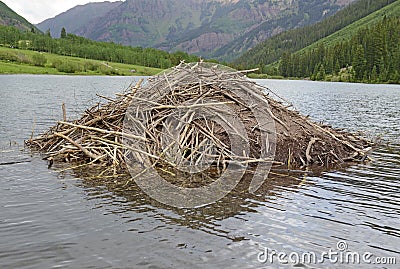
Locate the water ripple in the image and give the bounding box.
[1,76,399,268]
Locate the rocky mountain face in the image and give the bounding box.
[0,1,40,32]
[37,1,122,38]
[36,0,356,60]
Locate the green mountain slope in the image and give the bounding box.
[0,1,40,32]
[36,0,355,60]
[300,0,400,51]
[233,0,397,69]
[276,0,400,83]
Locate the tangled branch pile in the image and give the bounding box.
[26,62,373,179]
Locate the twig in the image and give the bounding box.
[54,132,100,160]
[62,103,67,122]
[306,137,319,164]
[58,121,146,141]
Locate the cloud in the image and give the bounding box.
[2,0,122,24]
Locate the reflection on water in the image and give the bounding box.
[0,75,399,268]
[74,169,309,239]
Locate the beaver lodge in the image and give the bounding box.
[26,62,373,189]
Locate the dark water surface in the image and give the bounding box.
[1,75,399,268]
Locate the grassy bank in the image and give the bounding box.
[0,47,162,76]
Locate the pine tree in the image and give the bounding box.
[279,52,292,77]
[61,27,67,39]
[371,65,378,82]
[334,60,341,75]
[316,64,326,81]
[352,45,366,80]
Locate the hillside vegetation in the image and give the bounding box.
[233,0,397,70]
[276,1,400,84]
[0,25,199,71]
[0,46,162,75]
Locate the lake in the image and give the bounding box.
[0,75,399,268]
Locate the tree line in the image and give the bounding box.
[233,0,397,70]
[277,16,400,84]
[0,25,199,69]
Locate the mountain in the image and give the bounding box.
[265,0,400,83]
[209,0,357,61]
[37,1,123,38]
[299,0,400,52]
[35,0,355,60]
[0,1,40,32]
[233,0,398,69]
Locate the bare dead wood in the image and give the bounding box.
[54,132,99,160]
[306,137,319,164]
[62,103,67,122]
[25,61,373,182]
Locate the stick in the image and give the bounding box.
[150,101,234,110]
[306,137,319,164]
[54,132,99,160]
[58,121,146,142]
[62,103,67,121]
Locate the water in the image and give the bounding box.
[0,75,399,268]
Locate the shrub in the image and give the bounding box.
[52,59,82,73]
[99,65,120,75]
[0,51,19,62]
[16,53,32,64]
[32,53,47,67]
[83,61,100,71]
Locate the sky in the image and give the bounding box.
[2,0,123,24]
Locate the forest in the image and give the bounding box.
[233,0,397,70]
[277,16,400,84]
[0,25,199,70]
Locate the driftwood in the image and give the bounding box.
[25,62,373,183]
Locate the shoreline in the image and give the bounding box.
[248,73,400,85]
[1,47,398,85]
[3,67,400,85]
